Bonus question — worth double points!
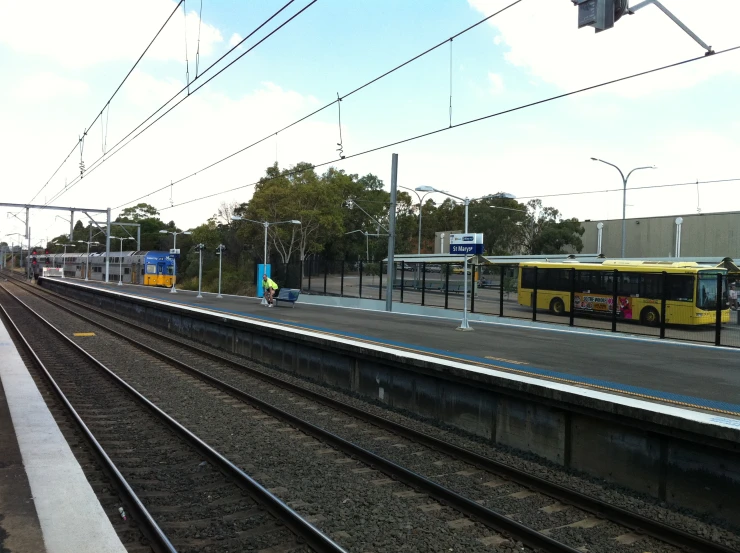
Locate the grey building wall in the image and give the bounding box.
[581,211,740,259]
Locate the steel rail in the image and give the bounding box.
[10,273,738,553]
[0,283,347,553]
[0,299,178,553]
[7,281,594,552]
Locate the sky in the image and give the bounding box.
[1,0,739,249]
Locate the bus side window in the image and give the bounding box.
[640,273,663,299]
[601,272,615,294]
[666,274,694,302]
[522,268,536,289]
[576,271,594,293]
[551,269,570,291]
[618,273,639,296]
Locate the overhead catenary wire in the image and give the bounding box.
[45,0,309,206]
[149,44,740,213]
[513,178,740,202]
[114,0,527,210]
[27,0,185,206]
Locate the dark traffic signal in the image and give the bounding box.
[573,0,628,32]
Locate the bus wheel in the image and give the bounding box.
[640,307,660,326]
[549,297,566,315]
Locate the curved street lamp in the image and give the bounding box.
[159,229,192,293]
[78,240,100,281]
[591,157,656,257]
[415,186,475,331]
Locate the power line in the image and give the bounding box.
[45,0,311,206]
[513,178,740,201]
[154,44,740,212]
[114,0,527,210]
[28,0,185,206]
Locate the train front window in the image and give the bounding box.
[146,264,157,274]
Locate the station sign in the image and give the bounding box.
[170,248,180,254]
[449,233,484,255]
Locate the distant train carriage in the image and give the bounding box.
[143,251,175,287]
[36,250,175,288]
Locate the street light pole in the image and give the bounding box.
[78,240,100,280]
[416,186,473,331]
[110,237,133,286]
[591,158,655,258]
[194,243,205,298]
[216,244,226,298]
[399,186,434,255]
[159,230,192,293]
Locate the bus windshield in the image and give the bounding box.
[697,272,727,310]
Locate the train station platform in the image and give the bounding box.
[46,278,740,420]
[0,316,126,553]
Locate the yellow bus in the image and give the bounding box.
[518,260,730,326]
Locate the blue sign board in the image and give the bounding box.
[450,243,484,255]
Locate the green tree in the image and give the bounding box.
[119,203,160,221]
[115,203,169,250]
[525,200,585,254]
[239,163,345,264]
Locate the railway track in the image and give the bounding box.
[0,283,344,553]
[4,274,740,552]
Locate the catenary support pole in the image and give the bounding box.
[385,153,398,312]
[105,208,111,282]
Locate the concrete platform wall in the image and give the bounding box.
[41,278,740,525]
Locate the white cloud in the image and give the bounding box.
[0,0,222,68]
[468,0,740,96]
[12,72,89,101]
[487,71,504,94]
[228,33,242,48]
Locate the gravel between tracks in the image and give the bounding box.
[15,281,740,551]
[13,285,525,552]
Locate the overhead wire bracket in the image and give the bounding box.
[336,93,345,159]
[629,0,714,55]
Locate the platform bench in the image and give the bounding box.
[275,288,300,307]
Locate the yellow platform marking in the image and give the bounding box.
[73,332,95,337]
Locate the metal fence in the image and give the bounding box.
[268,258,739,348]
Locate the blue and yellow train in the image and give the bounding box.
[40,251,176,287]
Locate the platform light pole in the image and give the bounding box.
[416,186,474,331]
[194,243,206,298]
[159,229,191,293]
[231,216,301,304]
[591,158,655,258]
[215,244,226,298]
[110,237,133,286]
[78,240,100,280]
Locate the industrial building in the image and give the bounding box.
[581,211,740,259]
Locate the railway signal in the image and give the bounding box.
[572,0,627,32]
